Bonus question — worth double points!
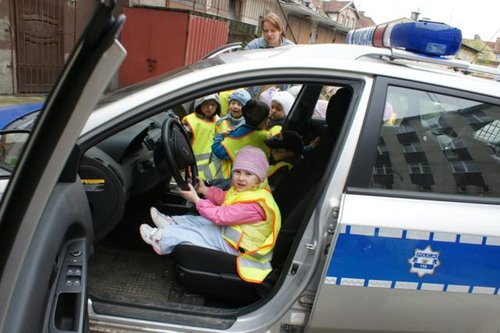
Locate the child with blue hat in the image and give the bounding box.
[215,89,251,134]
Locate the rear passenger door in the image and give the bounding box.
[309,77,500,332]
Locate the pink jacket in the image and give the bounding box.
[196,186,265,225]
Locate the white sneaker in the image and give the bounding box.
[139,224,162,254]
[150,207,174,229]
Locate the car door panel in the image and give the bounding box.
[40,182,93,333]
[4,181,92,333]
[309,192,500,332]
[47,239,90,333]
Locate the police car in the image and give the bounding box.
[1,2,500,333]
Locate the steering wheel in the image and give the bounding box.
[156,116,198,191]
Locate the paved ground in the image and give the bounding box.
[0,95,45,106]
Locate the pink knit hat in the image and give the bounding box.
[232,146,269,182]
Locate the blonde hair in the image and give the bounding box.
[261,13,286,37]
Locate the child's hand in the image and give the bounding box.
[196,177,209,196]
[309,136,321,149]
[179,183,200,203]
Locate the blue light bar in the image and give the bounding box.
[346,21,462,57]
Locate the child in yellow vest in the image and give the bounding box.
[265,130,303,191]
[211,99,271,180]
[215,89,251,134]
[182,94,220,180]
[267,90,295,136]
[140,146,281,283]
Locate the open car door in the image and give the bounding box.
[0,1,126,332]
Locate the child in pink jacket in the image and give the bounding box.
[139,146,281,270]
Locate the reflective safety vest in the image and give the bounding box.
[182,113,219,180]
[216,118,232,134]
[268,124,282,136]
[267,160,293,178]
[218,89,234,117]
[222,184,281,283]
[215,117,244,134]
[218,130,271,178]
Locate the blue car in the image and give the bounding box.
[0,101,43,130]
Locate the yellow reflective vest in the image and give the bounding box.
[182,113,219,180]
[218,129,271,178]
[218,89,234,117]
[267,160,293,178]
[268,124,282,136]
[215,118,232,134]
[215,117,244,135]
[222,183,281,283]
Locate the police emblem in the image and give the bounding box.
[408,245,440,277]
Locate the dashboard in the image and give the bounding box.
[78,113,170,240]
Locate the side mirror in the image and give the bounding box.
[0,130,31,171]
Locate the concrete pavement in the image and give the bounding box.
[0,95,45,107]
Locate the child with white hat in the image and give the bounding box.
[267,90,295,135]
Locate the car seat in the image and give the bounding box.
[273,87,353,219]
[170,87,353,305]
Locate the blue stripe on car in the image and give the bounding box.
[325,225,500,294]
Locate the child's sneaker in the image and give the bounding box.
[150,207,175,229]
[139,224,162,254]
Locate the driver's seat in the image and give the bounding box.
[170,187,316,305]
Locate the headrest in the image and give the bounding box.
[325,87,352,129]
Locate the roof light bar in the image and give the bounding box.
[346,21,462,57]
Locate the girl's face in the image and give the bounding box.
[232,169,261,192]
[229,100,243,118]
[262,21,281,47]
[200,100,218,117]
[270,101,286,120]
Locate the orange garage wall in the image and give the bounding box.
[119,7,228,87]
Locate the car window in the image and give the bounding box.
[370,85,500,197]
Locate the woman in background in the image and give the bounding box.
[244,13,294,49]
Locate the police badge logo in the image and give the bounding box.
[408,245,440,277]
